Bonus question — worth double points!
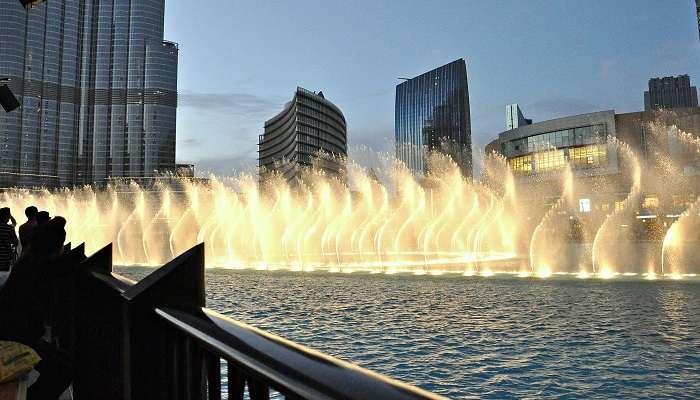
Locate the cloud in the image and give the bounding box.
[347,126,394,152]
[188,154,257,177]
[179,137,204,147]
[528,97,601,117]
[178,92,285,117]
[599,58,620,80]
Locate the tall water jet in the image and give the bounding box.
[658,126,700,277]
[529,165,574,277]
[591,137,642,276]
[477,152,523,274]
[661,199,700,277]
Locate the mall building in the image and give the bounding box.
[485,105,700,240]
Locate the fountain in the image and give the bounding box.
[1,132,700,279]
[659,126,700,277]
[529,165,574,278]
[0,151,523,273]
[591,136,642,277]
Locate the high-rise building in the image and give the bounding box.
[696,0,700,43]
[395,59,472,177]
[258,87,347,183]
[0,0,178,188]
[644,75,698,111]
[506,104,532,130]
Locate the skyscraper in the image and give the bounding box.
[506,104,532,130]
[644,75,698,111]
[258,87,347,183]
[0,0,178,188]
[395,59,472,177]
[696,0,700,43]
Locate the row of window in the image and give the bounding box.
[509,144,608,174]
[504,124,607,156]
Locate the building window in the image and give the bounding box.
[579,198,592,213]
[534,149,566,172]
[642,196,659,209]
[568,144,607,169]
[509,154,532,175]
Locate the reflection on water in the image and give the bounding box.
[119,268,700,399]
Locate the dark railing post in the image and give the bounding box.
[123,243,205,400]
[248,378,270,400]
[227,363,246,400]
[205,355,221,400]
[70,241,444,400]
[73,243,132,400]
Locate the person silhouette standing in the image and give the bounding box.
[0,216,84,399]
[18,206,38,258]
[0,207,18,272]
[36,211,50,226]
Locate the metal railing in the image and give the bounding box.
[65,243,445,400]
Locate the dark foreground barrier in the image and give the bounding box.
[68,243,445,400]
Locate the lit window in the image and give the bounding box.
[642,196,659,209]
[614,201,625,211]
[579,198,591,213]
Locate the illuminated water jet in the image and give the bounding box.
[591,137,642,274]
[529,164,574,276]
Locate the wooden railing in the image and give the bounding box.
[63,243,445,400]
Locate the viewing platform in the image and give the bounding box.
[2,243,445,400]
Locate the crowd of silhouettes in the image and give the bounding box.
[0,206,86,399]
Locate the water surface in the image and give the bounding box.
[120,268,700,399]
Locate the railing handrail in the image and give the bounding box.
[156,306,445,400]
[69,243,446,400]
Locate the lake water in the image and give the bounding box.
[120,268,700,399]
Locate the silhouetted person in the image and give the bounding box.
[36,211,50,226]
[19,206,38,257]
[0,216,85,399]
[0,207,18,271]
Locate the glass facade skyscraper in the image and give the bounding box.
[0,0,178,188]
[395,59,472,177]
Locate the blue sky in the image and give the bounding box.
[165,0,700,175]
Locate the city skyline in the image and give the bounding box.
[168,1,700,176]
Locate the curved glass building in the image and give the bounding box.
[258,87,347,183]
[0,0,177,188]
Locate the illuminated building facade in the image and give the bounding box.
[0,0,178,188]
[258,87,347,183]
[495,111,619,178]
[486,108,700,229]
